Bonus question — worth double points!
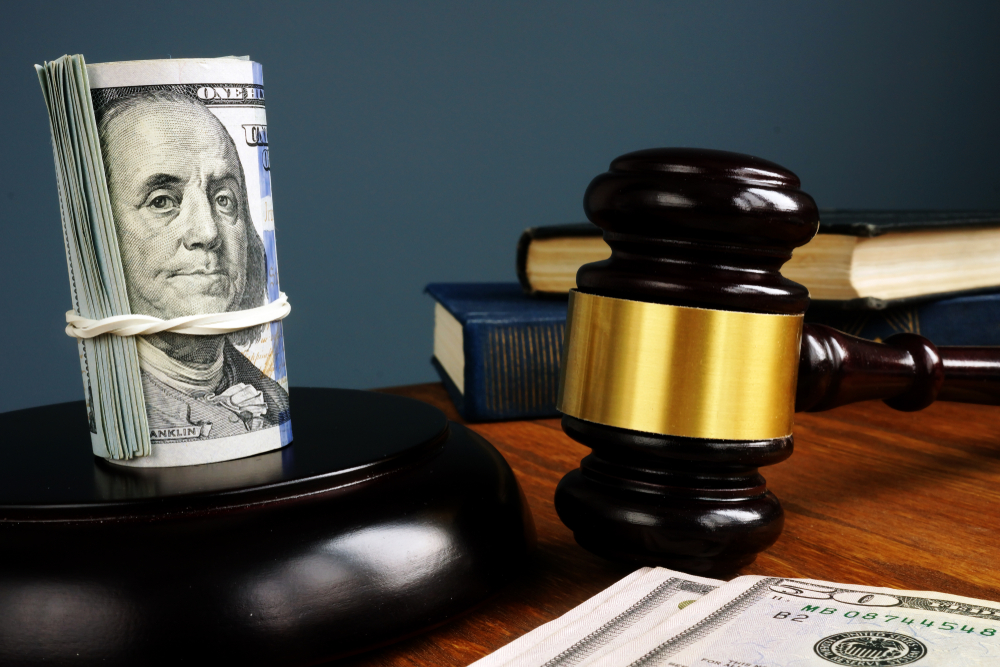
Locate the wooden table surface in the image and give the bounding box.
[340,383,1000,667]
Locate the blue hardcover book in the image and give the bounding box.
[806,291,1000,345]
[426,283,567,422]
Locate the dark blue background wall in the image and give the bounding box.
[2,1,999,413]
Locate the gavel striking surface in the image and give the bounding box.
[0,387,534,666]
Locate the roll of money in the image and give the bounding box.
[36,55,291,467]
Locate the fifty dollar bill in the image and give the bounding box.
[588,575,1000,666]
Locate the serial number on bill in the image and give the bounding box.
[767,605,997,636]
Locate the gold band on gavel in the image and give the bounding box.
[557,291,803,440]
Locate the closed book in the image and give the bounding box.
[516,211,1000,308]
[426,283,566,421]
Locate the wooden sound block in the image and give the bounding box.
[0,388,534,666]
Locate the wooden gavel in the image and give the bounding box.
[554,147,1000,576]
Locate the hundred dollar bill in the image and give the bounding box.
[38,55,291,466]
[470,568,721,667]
[588,575,1000,667]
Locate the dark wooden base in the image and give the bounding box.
[0,388,534,666]
[555,415,789,577]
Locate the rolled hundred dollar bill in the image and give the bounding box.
[37,55,291,467]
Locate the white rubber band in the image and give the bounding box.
[65,293,291,339]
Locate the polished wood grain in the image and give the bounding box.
[347,382,1000,667]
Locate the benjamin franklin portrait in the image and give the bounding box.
[96,89,290,444]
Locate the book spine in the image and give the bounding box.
[806,295,1000,346]
[462,319,566,421]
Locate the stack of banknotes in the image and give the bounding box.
[36,55,291,467]
[472,567,1000,666]
[37,55,151,461]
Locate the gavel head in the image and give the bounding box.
[579,147,819,313]
[554,148,820,575]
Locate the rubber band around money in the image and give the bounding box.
[65,292,291,339]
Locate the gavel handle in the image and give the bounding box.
[795,323,1000,412]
